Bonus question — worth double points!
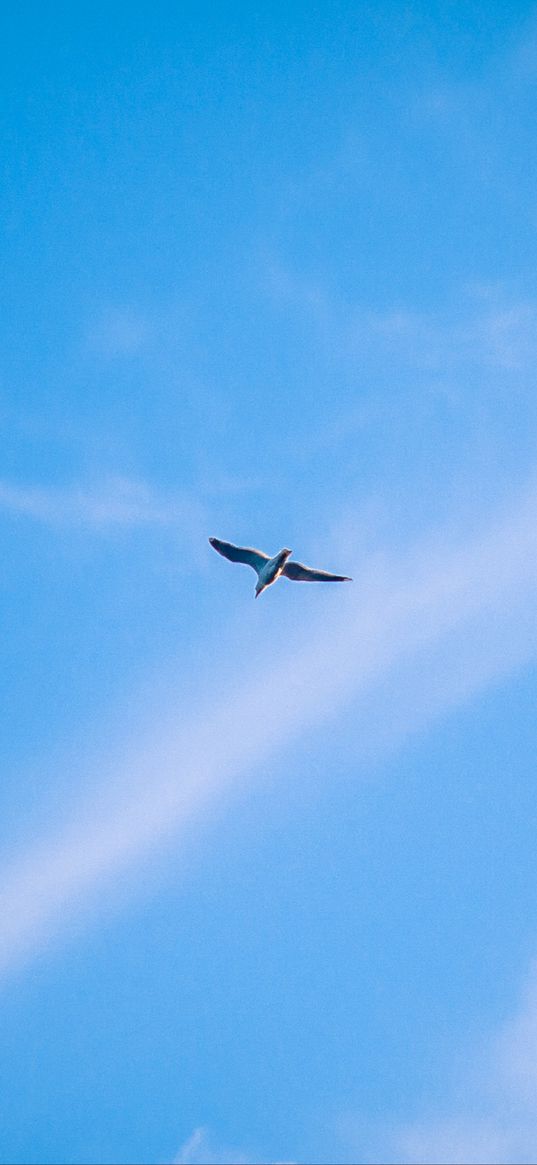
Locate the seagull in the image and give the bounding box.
[209,536,352,598]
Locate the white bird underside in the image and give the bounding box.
[209,536,352,595]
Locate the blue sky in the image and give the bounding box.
[2,3,537,1162]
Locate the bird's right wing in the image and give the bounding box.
[282,560,352,583]
[209,537,270,575]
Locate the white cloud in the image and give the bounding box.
[350,296,537,373]
[267,258,537,377]
[392,964,537,1164]
[2,478,537,978]
[173,1127,253,1165]
[173,1126,294,1164]
[397,1117,517,1165]
[0,475,204,529]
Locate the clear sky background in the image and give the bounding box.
[2,3,537,1163]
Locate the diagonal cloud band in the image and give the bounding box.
[2,479,537,980]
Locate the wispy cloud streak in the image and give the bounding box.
[173,1125,294,1165]
[268,260,537,376]
[393,963,537,1164]
[174,1126,253,1165]
[0,475,203,528]
[2,480,537,978]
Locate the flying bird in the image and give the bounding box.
[209,537,352,598]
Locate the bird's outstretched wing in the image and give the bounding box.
[282,560,352,583]
[209,537,270,575]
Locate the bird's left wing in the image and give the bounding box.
[282,560,352,583]
[209,537,270,574]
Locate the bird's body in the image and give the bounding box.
[209,537,351,597]
[255,548,293,596]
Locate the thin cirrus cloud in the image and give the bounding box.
[391,963,537,1165]
[173,1125,295,1165]
[0,475,204,529]
[349,294,537,374]
[2,477,537,980]
[173,1126,254,1165]
[266,258,537,377]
